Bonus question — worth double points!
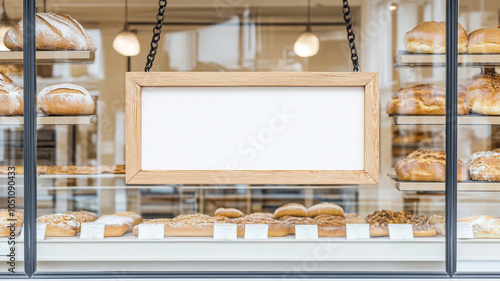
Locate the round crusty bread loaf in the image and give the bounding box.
[0,86,23,116]
[37,83,95,115]
[214,207,245,218]
[273,203,308,219]
[307,202,345,218]
[404,21,468,53]
[395,149,469,182]
[464,73,500,115]
[459,215,500,238]
[468,150,500,181]
[467,27,500,53]
[4,13,97,51]
[386,84,469,115]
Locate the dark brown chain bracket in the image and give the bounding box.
[145,0,167,72]
[342,0,360,72]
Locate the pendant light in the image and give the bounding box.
[0,0,13,51]
[293,0,320,58]
[113,0,140,57]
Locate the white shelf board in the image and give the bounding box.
[388,174,500,192]
[391,114,500,125]
[0,115,96,125]
[395,51,500,67]
[0,50,95,64]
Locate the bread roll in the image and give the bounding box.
[0,210,23,237]
[273,203,308,219]
[395,149,469,182]
[459,215,500,238]
[464,73,500,115]
[37,214,78,237]
[386,84,469,115]
[4,13,97,51]
[279,216,314,234]
[307,202,344,218]
[314,214,346,237]
[404,21,468,53]
[468,150,500,181]
[95,215,134,237]
[467,27,500,53]
[37,84,95,115]
[214,207,244,218]
[402,214,437,237]
[0,85,23,116]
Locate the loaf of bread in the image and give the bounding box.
[37,214,78,237]
[395,149,469,182]
[366,210,436,237]
[114,211,143,230]
[467,28,500,53]
[279,216,314,235]
[37,84,95,115]
[4,13,97,51]
[0,209,23,237]
[468,150,500,181]
[214,207,244,218]
[0,76,23,115]
[386,84,469,115]
[464,73,500,115]
[273,203,308,219]
[64,211,97,232]
[95,215,134,237]
[404,21,468,53]
[314,214,346,237]
[459,215,500,238]
[307,202,344,218]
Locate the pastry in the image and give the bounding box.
[95,215,134,237]
[64,211,97,232]
[36,214,78,237]
[403,21,468,53]
[273,203,308,219]
[459,215,500,238]
[37,84,95,115]
[464,73,500,115]
[468,150,500,181]
[314,214,346,237]
[4,13,97,51]
[114,211,143,230]
[386,84,469,115]
[467,27,500,53]
[214,207,245,218]
[307,202,344,218]
[395,149,469,182]
[279,216,314,234]
[0,209,23,237]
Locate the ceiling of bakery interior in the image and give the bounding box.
[2,0,361,24]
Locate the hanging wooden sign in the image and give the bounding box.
[125,72,379,185]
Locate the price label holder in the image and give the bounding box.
[80,223,105,240]
[244,224,269,240]
[37,223,47,240]
[214,224,237,240]
[295,225,319,240]
[138,224,164,240]
[389,224,414,240]
[346,224,370,239]
[457,222,474,239]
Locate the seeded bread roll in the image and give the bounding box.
[37,83,95,115]
[467,27,500,53]
[214,208,245,218]
[273,203,308,219]
[386,84,469,115]
[307,202,345,218]
[464,73,500,115]
[395,149,469,182]
[4,13,97,51]
[404,21,468,53]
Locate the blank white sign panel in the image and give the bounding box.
[141,87,364,171]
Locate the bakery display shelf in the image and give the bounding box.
[388,174,500,192]
[395,51,500,67]
[0,173,124,179]
[0,50,95,64]
[0,115,96,125]
[391,114,500,125]
[176,185,359,190]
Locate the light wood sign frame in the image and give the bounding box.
[126,72,379,185]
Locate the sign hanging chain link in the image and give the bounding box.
[342,0,360,72]
[145,0,167,72]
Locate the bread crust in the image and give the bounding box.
[37,84,95,115]
[386,84,469,115]
[464,73,500,115]
[273,203,308,219]
[395,149,469,182]
[307,203,345,218]
[214,207,245,218]
[404,21,468,53]
[467,28,500,53]
[4,13,97,51]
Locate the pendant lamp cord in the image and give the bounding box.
[145,0,167,72]
[342,0,360,72]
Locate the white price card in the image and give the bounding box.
[346,224,370,239]
[244,224,269,240]
[295,225,319,240]
[138,224,164,240]
[0,242,10,255]
[37,223,46,240]
[457,222,474,239]
[389,224,414,240]
[213,224,237,240]
[80,223,105,239]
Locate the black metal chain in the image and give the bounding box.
[342,0,360,72]
[145,0,167,72]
